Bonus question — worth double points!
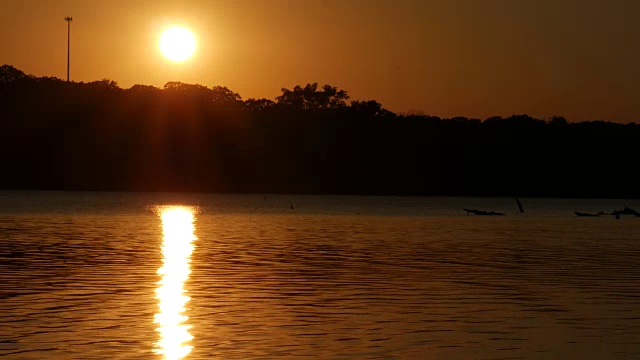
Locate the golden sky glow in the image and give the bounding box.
[155,206,197,360]
[1,0,639,122]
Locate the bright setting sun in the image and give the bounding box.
[159,27,196,62]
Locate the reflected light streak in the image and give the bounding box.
[154,206,197,360]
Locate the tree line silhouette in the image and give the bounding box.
[1,64,638,198]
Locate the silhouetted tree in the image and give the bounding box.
[128,84,161,93]
[349,100,394,118]
[276,83,349,110]
[548,116,568,126]
[163,81,211,97]
[211,85,242,104]
[0,65,27,84]
[245,98,275,111]
[162,81,241,105]
[89,79,120,89]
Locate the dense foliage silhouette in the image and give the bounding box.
[1,65,638,197]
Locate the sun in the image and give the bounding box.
[159,27,196,62]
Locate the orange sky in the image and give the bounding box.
[1,0,639,122]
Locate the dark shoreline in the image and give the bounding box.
[2,65,639,199]
[2,189,639,200]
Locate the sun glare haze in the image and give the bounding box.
[159,27,196,63]
[154,206,198,360]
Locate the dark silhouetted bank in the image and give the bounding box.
[1,65,639,198]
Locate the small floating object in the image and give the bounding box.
[576,207,639,218]
[463,208,505,216]
[611,207,640,217]
[575,211,600,217]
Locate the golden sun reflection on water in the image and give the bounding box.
[154,206,197,360]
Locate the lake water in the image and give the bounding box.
[1,191,639,359]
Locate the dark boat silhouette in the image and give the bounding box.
[575,207,639,218]
[611,206,640,217]
[575,211,600,217]
[463,208,505,216]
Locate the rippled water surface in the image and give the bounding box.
[1,192,639,359]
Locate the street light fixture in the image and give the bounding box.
[65,16,73,82]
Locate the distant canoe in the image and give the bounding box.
[611,207,640,217]
[463,208,505,216]
[575,211,600,217]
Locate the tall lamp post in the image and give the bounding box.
[65,16,73,82]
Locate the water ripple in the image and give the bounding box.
[1,198,639,359]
